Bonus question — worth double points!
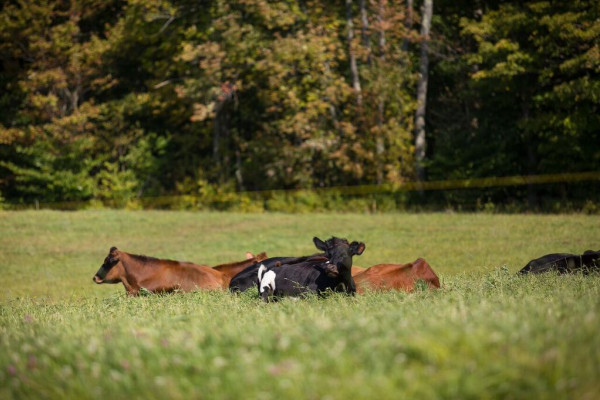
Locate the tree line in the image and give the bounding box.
[0,0,598,210]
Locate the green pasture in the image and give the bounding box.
[1,211,599,399]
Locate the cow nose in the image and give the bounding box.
[93,275,102,284]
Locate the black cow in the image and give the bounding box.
[228,255,327,292]
[518,250,600,274]
[257,236,365,301]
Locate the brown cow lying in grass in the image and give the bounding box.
[351,266,366,275]
[351,258,440,293]
[93,247,266,295]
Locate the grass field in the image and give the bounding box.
[1,210,599,399]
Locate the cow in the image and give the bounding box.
[212,251,268,288]
[518,250,600,274]
[228,255,328,292]
[352,258,440,293]
[93,247,263,295]
[257,236,365,301]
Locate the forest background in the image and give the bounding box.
[0,0,598,212]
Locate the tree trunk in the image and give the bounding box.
[377,1,386,60]
[376,0,386,184]
[234,101,245,191]
[324,61,345,139]
[414,0,432,183]
[346,0,362,107]
[402,0,414,52]
[359,0,371,64]
[522,101,538,209]
[527,143,538,209]
[213,110,221,166]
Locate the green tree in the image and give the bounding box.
[0,0,173,204]
[0,0,116,202]
[428,0,599,208]
[177,0,416,191]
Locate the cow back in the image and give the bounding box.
[354,258,440,293]
[212,252,268,288]
[519,251,600,274]
[228,255,327,292]
[263,260,346,299]
[118,252,223,294]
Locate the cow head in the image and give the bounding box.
[245,251,268,262]
[93,247,124,284]
[313,236,365,293]
[582,250,600,270]
[254,252,268,262]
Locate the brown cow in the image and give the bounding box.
[212,251,268,287]
[353,258,440,293]
[351,266,367,276]
[93,247,263,295]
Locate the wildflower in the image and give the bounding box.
[27,355,37,370]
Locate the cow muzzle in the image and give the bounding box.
[324,263,339,278]
[93,275,103,284]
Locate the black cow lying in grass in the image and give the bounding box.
[228,255,328,292]
[257,236,365,301]
[518,250,600,274]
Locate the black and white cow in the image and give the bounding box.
[257,236,365,301]
[518,250,600,274]
[228,255,327,292]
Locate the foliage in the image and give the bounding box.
[0,1,599,209]
[427,0,600,208]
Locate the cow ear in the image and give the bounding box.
[313,237,327,251]
[350,242,366,255]
[245,252,254,259]
[108,247,120,262]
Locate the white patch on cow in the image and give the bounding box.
[257,263,267,281]
[259,270,277,294]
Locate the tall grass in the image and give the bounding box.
[1,211,599,399]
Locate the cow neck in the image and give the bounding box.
[331,259,356,293]
[340,269,356,293]
[120,275,136,295]
[119,252,151,295]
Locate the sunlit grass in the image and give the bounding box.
[1,211,599,399]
